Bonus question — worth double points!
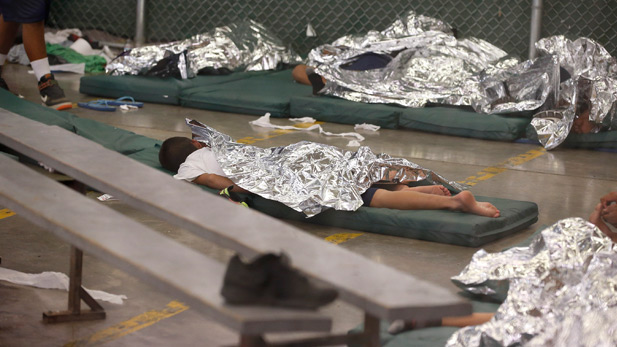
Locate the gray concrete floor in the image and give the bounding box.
[1,63,616,346]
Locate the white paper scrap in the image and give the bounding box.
[354,123,381,132]
[0,267,127,304]
[97,193,117,201]
[250,113,364,142]
[290,117,317,123]
[306,23,317,37]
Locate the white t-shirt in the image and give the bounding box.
[174,147,226,182]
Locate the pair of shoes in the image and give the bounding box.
[38,73,72,110]
[78,96,144,112]
[221,253,338,310]
[219,185,249,207]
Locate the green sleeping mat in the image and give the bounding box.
[399,106,533,141]
[1,89,538,247]
[180,69,312,117]
[79,71,617,147]
[79,71,271,105]
[248,194,537,247]
[562,130,617,149]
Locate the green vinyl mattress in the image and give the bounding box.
[79,70,617,147]
[179,69,312,117]
[79,71,272,105]
[1,88,539,247]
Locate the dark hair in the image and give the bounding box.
[159,137,198,172]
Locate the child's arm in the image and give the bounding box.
[192,173,250,193]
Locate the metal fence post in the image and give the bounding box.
[135,0,146,47]
[529,0,543,60]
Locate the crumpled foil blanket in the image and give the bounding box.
[448,217,617,346]
[308,10,617,149]
[106,20,301,77]
[185,119,465,217]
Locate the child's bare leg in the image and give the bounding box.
[388,312,493,334]
[370,189,499,218]
[402,185,451,196]
[442,312,494,327]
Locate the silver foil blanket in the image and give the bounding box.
[307,10,516,109]
[308,11,617,149]
[185,119,465,217]
[105,20,301,77]
[448,217,617,346]
[529,36,617,149]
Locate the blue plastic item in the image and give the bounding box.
[77,100,116,112]
[105,96,144,108]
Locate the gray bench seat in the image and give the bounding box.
[0,154,332,337]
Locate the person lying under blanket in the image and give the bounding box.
[158,136,500,218]
[388,190,617,336]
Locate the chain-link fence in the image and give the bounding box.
[47,0,617,59]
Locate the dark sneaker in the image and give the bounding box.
[221,253,338,310]
[38,73,72,110]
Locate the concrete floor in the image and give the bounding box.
[0,63,616,346]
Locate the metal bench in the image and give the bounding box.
[0,109,471,346]
[0,154,332,344]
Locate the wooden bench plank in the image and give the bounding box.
[0,109,471,320]
[0,154,331,334]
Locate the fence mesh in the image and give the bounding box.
[47,0,617,59]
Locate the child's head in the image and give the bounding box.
[159,137,200,172]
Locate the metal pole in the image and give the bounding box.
[529,0,543,60]
[135,0,146,47]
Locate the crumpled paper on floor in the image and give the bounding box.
[0,267,127,304]
[250,113,365,146]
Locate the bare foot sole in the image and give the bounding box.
[454,191,500,218]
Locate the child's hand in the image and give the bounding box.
[602,203,617,227]
[600,192,617,208]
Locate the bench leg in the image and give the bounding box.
[43,246,106,323]
[239,335,267,347]
[363,313,381,347]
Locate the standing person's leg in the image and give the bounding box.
[0,15,20,54]
[0,14,20,90]
[21,19,48,74]
[369,189,500,218]
[22,19,71,110]
[9,0,71,110]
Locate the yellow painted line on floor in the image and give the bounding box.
[325,233,364,245]
[64,301,189,347]
[459,147,547,186]
[0,208,16,220]
[237,121,324,145]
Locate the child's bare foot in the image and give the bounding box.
[453,191,500,218]
[407,185,451,196]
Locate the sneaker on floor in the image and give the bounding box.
[221,253,338,310]
[38,73,72,110]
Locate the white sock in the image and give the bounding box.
[0,54,7,66]
[30,57,51,80]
